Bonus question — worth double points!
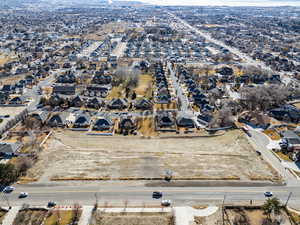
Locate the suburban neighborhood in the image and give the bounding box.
[0,0,300,225]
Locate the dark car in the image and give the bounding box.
[152,191,163,199]
[47,201,57,208]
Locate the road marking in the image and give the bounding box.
[14,189,289,194]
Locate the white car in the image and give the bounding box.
[19,192,28,198]
[161,200,172,207]
[3,186,15,193]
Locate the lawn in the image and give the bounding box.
[44,210,81,225]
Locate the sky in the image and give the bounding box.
[121,0,300,6]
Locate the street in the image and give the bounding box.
[1,183,300,208]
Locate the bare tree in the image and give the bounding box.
[113,66,140,89]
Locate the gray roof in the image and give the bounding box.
[0,142,22,154]
[282,130,300,140]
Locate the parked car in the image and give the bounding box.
[161,200,171,207]
[3,186,15,193]
[264,191,273,197]
[47,201,57,207]
[152,191,163,199]
[19,192,28,198]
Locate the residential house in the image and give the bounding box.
[47,112,70,127]
[73,113,91,128]
[0,142,22,156]
[9,96,25,105]
[53,85,76,95]
[135,98,152,110]
[176,114,195,128]
[156,111,175,129]
[92,117,114,131]
[108,98,128,110]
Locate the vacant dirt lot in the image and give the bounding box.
[28,129,278,182]
[224,207,292,225]
[91,212,174,225]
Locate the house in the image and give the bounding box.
[70,96,84,108]
[119,116,137,133]
[92,117,114,131]
[135,98,152,110]
[53,85,76,95]
[156,112,175,128]
[197,114,213,126]
[2,84,15,94]
[92,74,112,85]
[73,114,91,128]
[87,97,103,109]
[0,92,8,104]
[9,96,25,105]
[280,130,300,161]
[108,98,128,110]
[238,111,270,129]
[47,112,70,127]
[29,111,49,124]
[0,142,22,156]
[85,85,110,98]
[176,114,195,128]
[56,74,76,84]
[269,105,300,123]
[25,75,35,85]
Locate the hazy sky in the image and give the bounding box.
[122,0,300,6]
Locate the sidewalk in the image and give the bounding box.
[1,206,20,225]
[78,206,93,225]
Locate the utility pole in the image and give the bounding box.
[94,193,99,206]
[285,192,292,207]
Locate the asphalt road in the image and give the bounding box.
[1,184,300,208]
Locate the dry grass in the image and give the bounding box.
[154,102,177,110]
[0,74,26,85]
[92,212,174,225]
[134,74,153,98]
[289,210,300,224]
[225,208,292,225]
[13,209,48,225]
[276,152,293,162]
[0,210,7,224]
[28,129,278,182]
[137,117,157,137]
[263,129,281,141]
[44,210,81,225]
[107,86,124,99]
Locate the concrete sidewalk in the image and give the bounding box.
[1,206,20,225]
[78,206,94,225]
[174,206,218,225]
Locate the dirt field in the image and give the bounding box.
[12,209,81,225]
[224,207,292,225]
[91,212,174,225]
[27,129,278,182]
[13,209,48,225]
